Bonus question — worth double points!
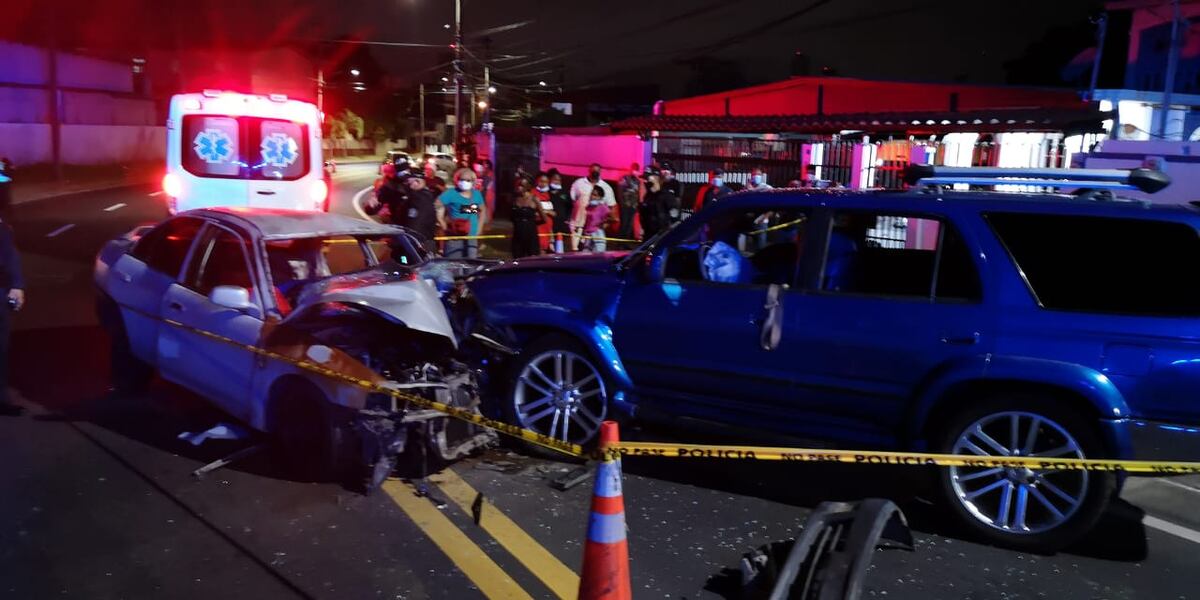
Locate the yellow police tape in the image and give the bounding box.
[162,318,1200,474]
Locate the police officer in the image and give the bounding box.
[639,165,679,240]
[0,219,23,416]
[366,161,407,224]
[399,170,441,254]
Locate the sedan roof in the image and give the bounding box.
[187,208,401,240]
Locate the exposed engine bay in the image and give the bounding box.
[277,268,498,491]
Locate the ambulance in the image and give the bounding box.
[163,90,328,214]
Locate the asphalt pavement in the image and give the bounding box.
[1,163,1199,599]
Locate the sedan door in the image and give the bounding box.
[610,206,813,430]
[157,224,265,421]
[105,217,206,363]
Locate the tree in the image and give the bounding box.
[339,108,365,140]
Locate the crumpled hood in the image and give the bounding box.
[480,252,628,277]
[291,269,457,343]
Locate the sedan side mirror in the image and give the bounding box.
[210,285,255,312]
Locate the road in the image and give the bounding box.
[1,162,1198,599]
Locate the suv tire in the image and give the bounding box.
[504,334,613,459]
[934,393,1116,552]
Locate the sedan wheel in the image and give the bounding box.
[948,411,1088,535]
[513,349,607,446]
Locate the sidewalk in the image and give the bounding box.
[9,162,161,205]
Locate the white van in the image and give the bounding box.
[163,91,327,214]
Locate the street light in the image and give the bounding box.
[477,100,488,109]
[487,86,497,94]
[538,80,547,87]
[441,76,449,82]
[350,68,360,77]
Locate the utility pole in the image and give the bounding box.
[483,65,491,125]
[1087,13,1107,101]
[1157,0,1183,138]
[453,0,463,158]
[419,83,426,155]
[316,68,325,113]
[47,3,62,181]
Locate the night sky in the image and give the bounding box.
[5,0,1102,98]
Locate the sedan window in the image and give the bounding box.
[131,217,205,278]
[189,228,255,296]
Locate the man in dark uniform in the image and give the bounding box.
[639,165,678,240]
[0,220,24,415]
[399,171,441,254]
[366,158,412,225]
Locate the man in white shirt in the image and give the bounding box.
[569,162,615,250]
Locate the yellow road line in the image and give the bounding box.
[431,469,580,600]
[382,479,534,600]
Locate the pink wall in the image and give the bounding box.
[540,133,649,179]
[661,77,1088,117]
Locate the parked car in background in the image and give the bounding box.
[467,166,1198,552]
[94,209,493,489]
[382,150,410,173]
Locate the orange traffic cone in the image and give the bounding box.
[578,421,632,600]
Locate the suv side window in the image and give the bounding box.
[185,227,255,297]
[130,217,205,278]
[663,209,808,286]
[986,213,1200,316]
[821,211,980,301]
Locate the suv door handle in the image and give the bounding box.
[940,332,979,345]
[168,302,184,312]
[256,190,277,196]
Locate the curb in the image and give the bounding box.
[12,178,156,205]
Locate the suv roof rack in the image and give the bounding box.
[903,165,1171,194]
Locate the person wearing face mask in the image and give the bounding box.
[438,168,488,258]
[660,162,683,201]
[692,167,732,217]
[580,185,612,252]
[617,162,642,242]
[509,178,547,259]
[531,172,556,252]
[547,170,573,252]
[638,165,678,240]
[746,167,773,191]
[569,162,615,250]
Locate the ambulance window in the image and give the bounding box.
[252,119,308,181]
[182,116,241,178]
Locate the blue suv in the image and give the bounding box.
[466,166,1199,551]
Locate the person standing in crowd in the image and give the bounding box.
[399,171,442,253]
[509,179,547,259]
[478,159,495,221]
[0,218,23,416]
[660,162,683,200]
[617,162,642,243]
[581,185,612,252]
[692,167,732,217]
[532,172,556,252]
[569,163,615,249]
[438,168,487,258]
[547,170,573,252]
[639,165,678,240]
[746,167,773,191]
